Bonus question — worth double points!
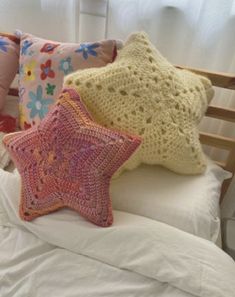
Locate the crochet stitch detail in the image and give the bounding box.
[65,32,214,175]
[3,88,141,226]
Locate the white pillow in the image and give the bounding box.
[111,160,232,242]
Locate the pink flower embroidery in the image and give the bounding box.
[40,43,59,54]
[40,59,55,80]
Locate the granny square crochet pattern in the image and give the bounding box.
[64,32,214,175]
[3,88,141,226]
[18,32,118,130]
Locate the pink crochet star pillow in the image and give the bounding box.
[3,88,141,226]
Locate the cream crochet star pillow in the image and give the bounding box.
[64,32,214,175]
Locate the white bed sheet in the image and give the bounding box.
[1,172,235,297]
[1,213,235,297]
[1,225,182,297]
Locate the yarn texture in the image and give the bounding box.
[65,32,214,175]
[3,88,141,226]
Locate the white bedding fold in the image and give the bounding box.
[1,169,235,297]
[0,226,193,297]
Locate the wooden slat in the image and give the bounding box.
[206,105,235,122]
[8,88,19,97]
[221,147,235,200]
[176,65,235,89]
[214,160,227,170]
[225,147,235,172]
[220,179,233,203]
[199,132,235,150]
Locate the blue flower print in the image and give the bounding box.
[0,38,9,52]
[59,57,73,75]
[21,40,33,55]
[75,43,100,60]
[27,85,53,120]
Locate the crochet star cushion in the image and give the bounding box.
[64,32,214,175]
[18,32,119,130]
[3,88,141,226]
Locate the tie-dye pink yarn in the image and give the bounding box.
[3,88,141,227]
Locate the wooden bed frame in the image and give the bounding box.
[4,33,235,203]
[176,66,235,202]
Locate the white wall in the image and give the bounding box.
[0,0,80,42]
[0,0,108,43]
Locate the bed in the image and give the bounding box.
[1,32,235,297]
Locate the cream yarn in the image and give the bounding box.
[64,32,214,175]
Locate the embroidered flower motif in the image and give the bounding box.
[23,60,36,82]
[0,37,9,52]
[40,43,60,54]
[75,43,100,60]
[59,57,73,75]
[27,86,53,120]
[40,59,55,80]
[21,40,33,55]
[46,83,56,95]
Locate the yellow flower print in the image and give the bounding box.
[19,104,27,129]
[24,60,36,82]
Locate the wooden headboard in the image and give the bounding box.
[5,33,235,203]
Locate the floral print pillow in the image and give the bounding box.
[0,33,19,110]
[18,33,118,129]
